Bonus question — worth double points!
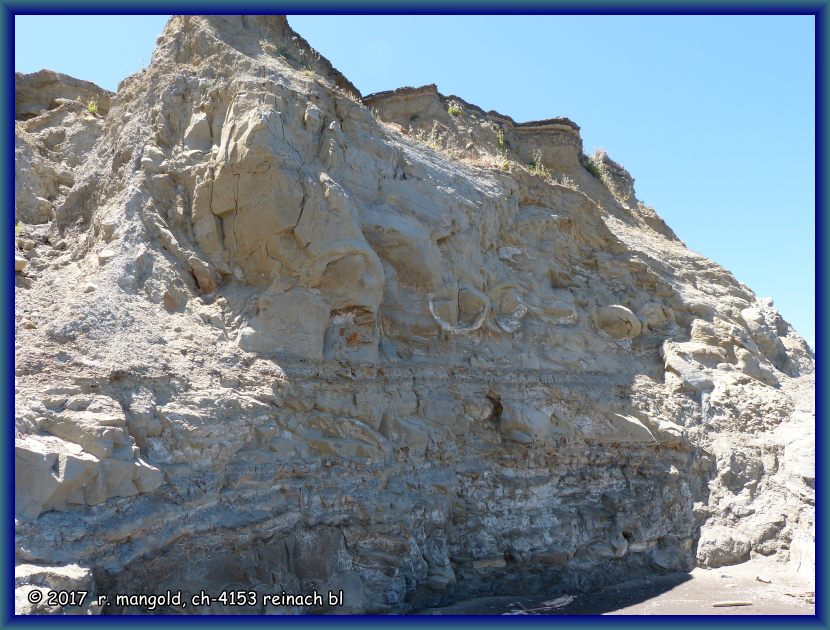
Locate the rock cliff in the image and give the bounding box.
[14,15,814,614]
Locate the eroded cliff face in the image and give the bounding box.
[14,15,814,614]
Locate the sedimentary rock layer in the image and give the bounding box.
[14,15,814,614]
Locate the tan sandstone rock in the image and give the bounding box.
[12,14,813,615]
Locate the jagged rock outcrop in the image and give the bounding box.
[14,15,814,615]
[15,70,113,225]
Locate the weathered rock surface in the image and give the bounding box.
[15,393,163,521]
[15,563,102,615]
[14,15,814,615]
[15,69,112,120]
[15,71,112,227]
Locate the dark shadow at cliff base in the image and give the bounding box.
[415,572,693,615]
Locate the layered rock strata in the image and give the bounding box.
[14,15,814,614]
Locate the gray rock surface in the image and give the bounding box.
[14,15,814,615]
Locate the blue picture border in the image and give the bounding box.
[2,1,825,628]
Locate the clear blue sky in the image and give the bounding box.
[15,15,815,348]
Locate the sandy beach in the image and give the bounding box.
[417,559,815,616]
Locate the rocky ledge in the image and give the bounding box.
[14,15,813,615]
